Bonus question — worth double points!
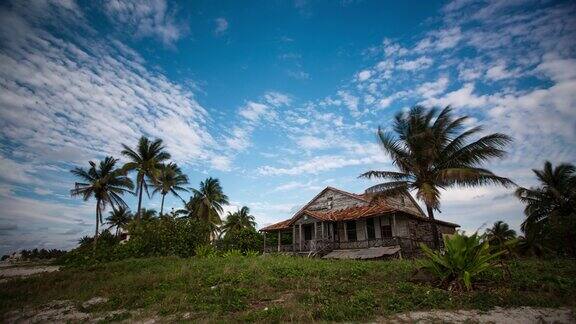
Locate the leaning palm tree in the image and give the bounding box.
[485,220,516,252]
[150,162,189,216]
[106,206,132,236]
[221,206,257,236]
[360,106,514,249]
[181,177,229,240]
[515,161,576,256]
[121,136,171,221]
[70,156,134,246]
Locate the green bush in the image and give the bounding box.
[216,227,263,253]
[222,249,243,258]
[420,232,504,291]
[59,218,210,266]
[195,244,217,258]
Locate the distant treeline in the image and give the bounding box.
[1,248,67,261]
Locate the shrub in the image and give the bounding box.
[222,249,243,258]
[244,250,260,257]
[195,244,217,258]
[216,227,263,253]
[420,232,504,291]
[59,218,211,266]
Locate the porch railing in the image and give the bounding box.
[265,237,436,255]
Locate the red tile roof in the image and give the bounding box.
[260,219,292,231]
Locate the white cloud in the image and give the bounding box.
[258,154,385,176]
[357,70,372,82]
[417,76,449,98]
[377,97,393,109]
[485,62,517,81]
[238,102,270,122]
[397,56,433,70]
[338,90,360,116]
[423,83,487,108]
[214,17,228,35]
[103,0,186,45]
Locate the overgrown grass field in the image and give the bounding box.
[1,256,575,322]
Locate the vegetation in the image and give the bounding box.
[484,220,516,253]
[360,106,513,248]
[59,218,210,267]
[181,177,230,240]
[1,256,575,322]
[221,206,257,236]
[420,232,504,291]
[105,206,132,236]
[150,162,189,216]
[70,156,134,245]
[1,249,67,261]
[216,228,263,253]
[121,136,171,221]
[516,161,576,257]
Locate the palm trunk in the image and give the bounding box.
[426,205,441,250]
[136,177,144,222]
[94,201,100,249]
[160,193,166,217]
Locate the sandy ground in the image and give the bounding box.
[0,263,60,283]
[388,306,575,323]
[3,301,575,323]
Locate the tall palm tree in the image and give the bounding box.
[181,177,229,240]
[70,156,134,246]
[150,162,189,216]
[121,136,171,221]
[360,106,514,249]
[106,206,132,236]
[221,206,257,236]
[515,161,576,256]
[485,220,516,251]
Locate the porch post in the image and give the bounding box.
[277,231,281,252]
[292,225,296,252]
[314,222,317,240]
[393,213,397,236]
[299,224,302,251]
[321,222,325,239]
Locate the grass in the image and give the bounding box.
[1,255,575,322]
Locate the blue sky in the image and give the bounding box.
[0,0,575,254]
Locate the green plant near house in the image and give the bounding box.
[222,249,243,258]
[420,232,504,291]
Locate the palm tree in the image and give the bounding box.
[221,206,256,236]
[360,106,514,249]
[139,208,158,221]
[515,161,576,256]
[181,177,229,240]
[485,220,516,252]
[121,136,171,221]
[150,162,189,216]
[106,206,132,236]
[70,156,134,246]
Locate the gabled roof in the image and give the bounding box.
[259,186,459,232]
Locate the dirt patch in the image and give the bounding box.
[3,299,134,323]
[0,265,60,282]
[388,306,575,323]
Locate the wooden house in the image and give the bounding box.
[260,187,458,259]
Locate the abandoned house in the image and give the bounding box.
[259,186,459,259]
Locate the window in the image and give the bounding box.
[346,221,357,242]
[381,225,393,238]
[327,197,333,209]
[366,218,376,239]
[303,224,313,241]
